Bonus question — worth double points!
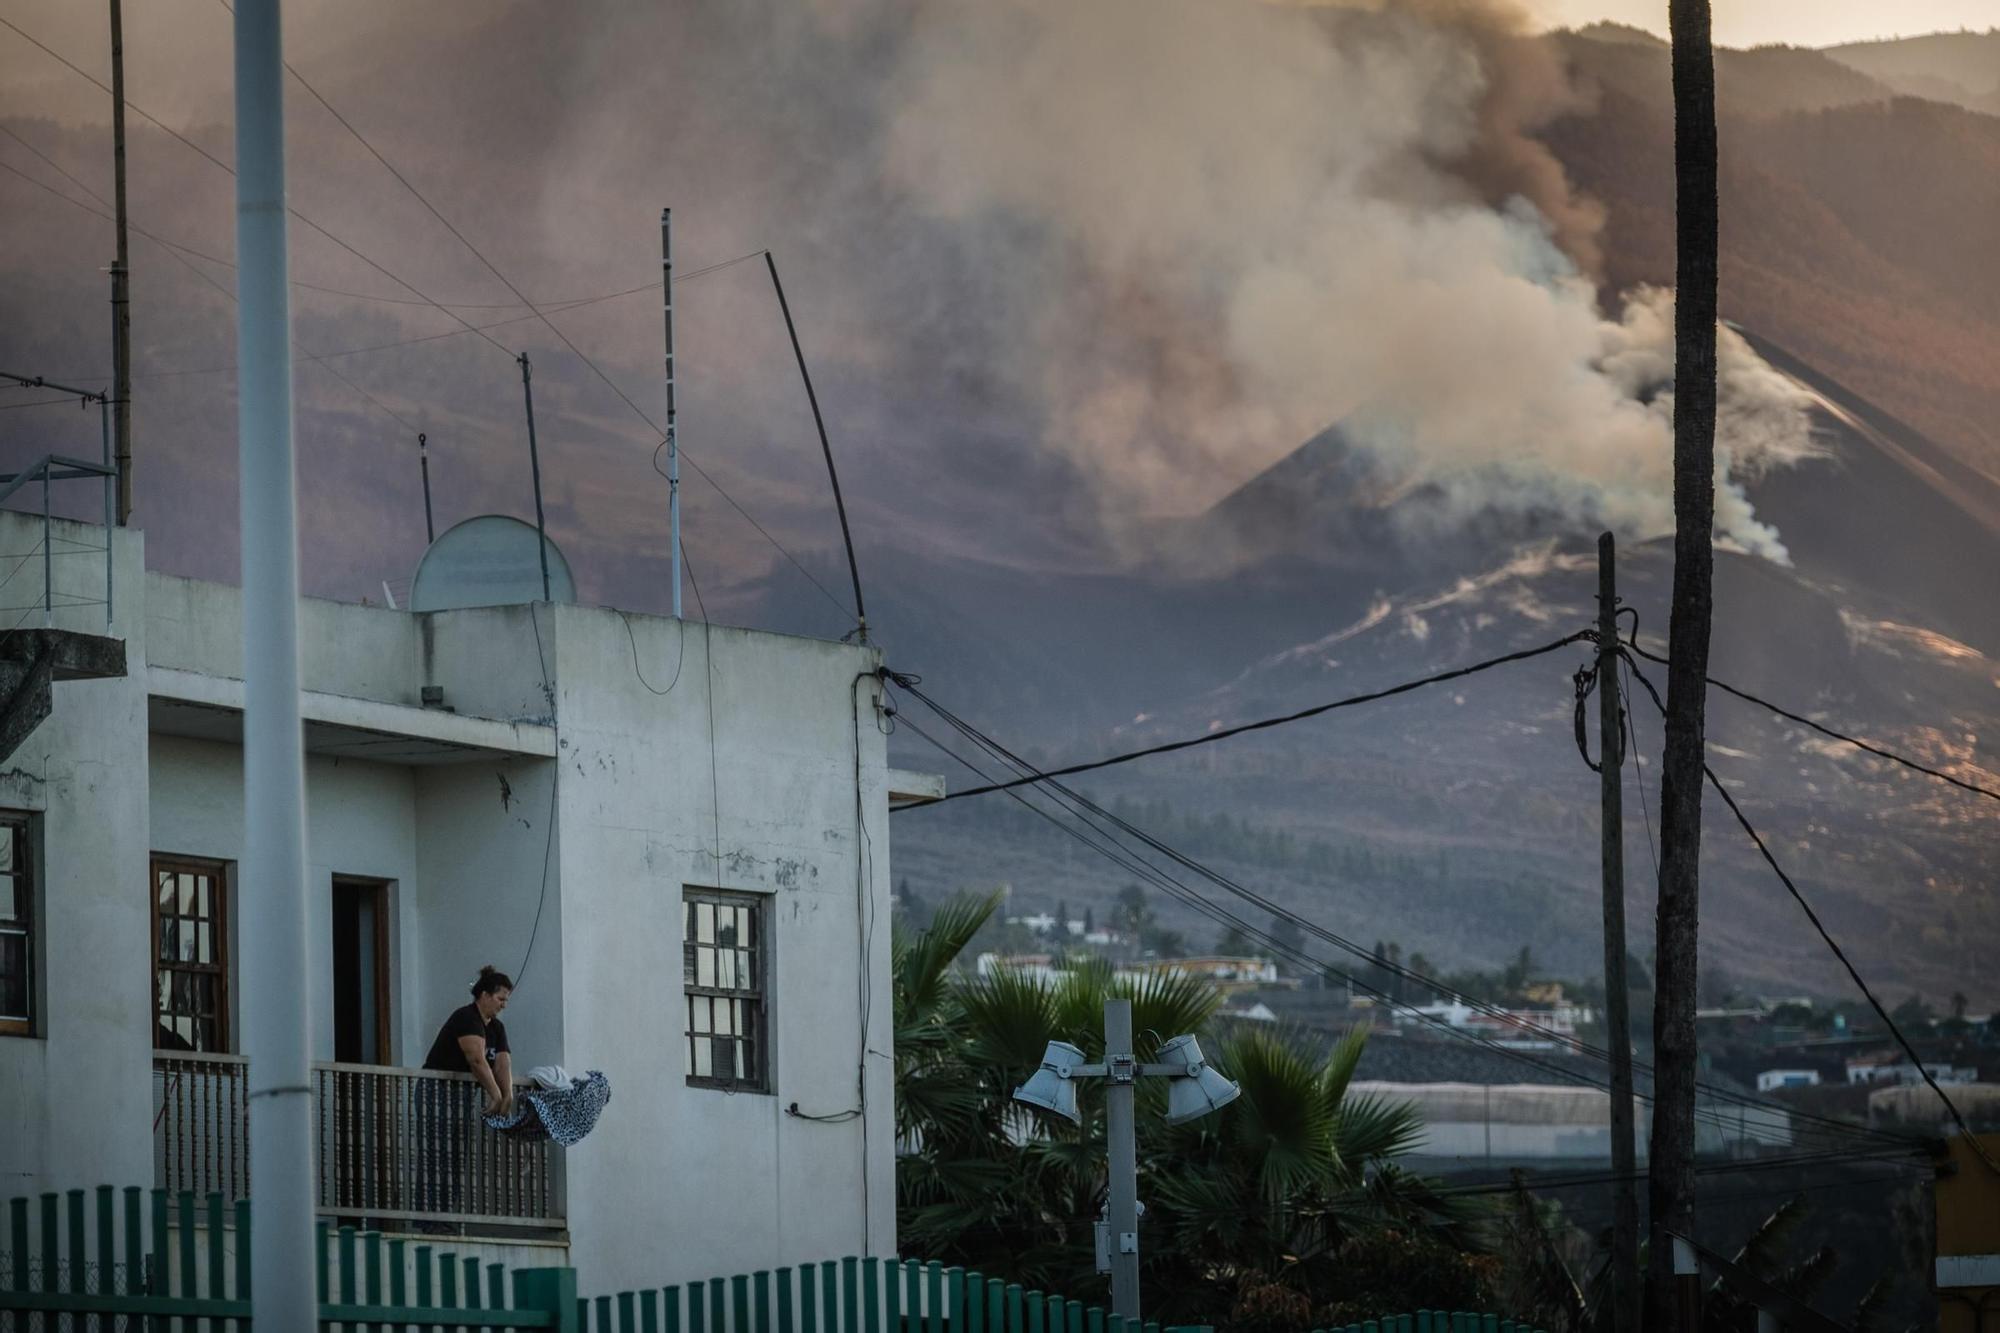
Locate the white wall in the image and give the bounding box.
[548,607,895,1295]
[0,515,152,1199]
[412,756,563,1066]
[147,736,420,1063]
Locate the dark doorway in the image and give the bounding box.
[331,877,390,1065]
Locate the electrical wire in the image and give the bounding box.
[889,676,1925,1154]
[887,700,1908,1157]
[618,609,685,696]
[1622,639,2000,806]
[1618,651,2000,1177]
[923,630,1594,803]
[512,604,560,987]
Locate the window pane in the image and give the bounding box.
[713,1000,732,1037]
[158,917,176,963]
[693,1035,712,1078]
[716,947,736,989]
[732,1038,745,1080]
[696,902,714,943]
[690,995,710,1034]
[0,828,15,873]
[178,873,196,915]
[0,930,28,1019]
[683,941,697,985]
[196,876,210,918]
[696,946,714,987]
[0,875,16,923]
[157,872,174,908]
[738,950,752,992]
[197,922,211,965]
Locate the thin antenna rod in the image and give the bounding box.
[662,208,681,620]
[110,0,133,524]
[764,252,867,643]
[418,431,435,545]
[517,354,552,602]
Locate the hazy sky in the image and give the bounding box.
[1526,0,2000,48]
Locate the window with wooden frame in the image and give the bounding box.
[0,813,35,1036]
[682,888,769,1092]
[152,856,230,1053]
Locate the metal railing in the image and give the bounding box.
[152,1053,563,1230]
[0,371,118,635]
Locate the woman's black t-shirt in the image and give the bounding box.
[422,1002,509,1073]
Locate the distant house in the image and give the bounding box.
[1755,1069,1823,1092]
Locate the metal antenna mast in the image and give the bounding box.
[662,208,681,619]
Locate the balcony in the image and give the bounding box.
[152,1053,563,1235]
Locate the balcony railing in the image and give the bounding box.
[152,1053,563,1232]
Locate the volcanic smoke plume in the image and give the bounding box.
[877,0,1818,563]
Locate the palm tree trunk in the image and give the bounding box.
[1647,0,1718,1327]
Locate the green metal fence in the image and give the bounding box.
[1,1188,1542,1333]
[0,1185,570,1329]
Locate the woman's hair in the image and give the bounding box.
[471,965,514,998]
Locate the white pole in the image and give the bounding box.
[233,0,315,1322]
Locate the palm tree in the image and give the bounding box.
[894,894,1490,1318]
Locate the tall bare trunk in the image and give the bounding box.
[1647,0,1717,1327]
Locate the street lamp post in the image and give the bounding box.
[1013,998,1242,1321]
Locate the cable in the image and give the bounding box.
[651,438,856,627]
[618,610,684,695]
[921,630,1593,803]
[888,703,1876,1159]
[0,14,525,350]
[1621,655,1662,883]
[1619,651,2000,1176]
[1623,638,2000,806]
[890,678,1922,1154]
[0,396,90,411]
[512,605,560,987]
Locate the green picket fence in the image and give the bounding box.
[1306,1317,1547,1333]
[0,1185,572,1329]
[0,1188,1540,1333]
[573,1256,1188,1333]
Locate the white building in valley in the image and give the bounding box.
[0,509,939,1295]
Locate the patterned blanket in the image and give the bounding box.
[482,1069,611,1145]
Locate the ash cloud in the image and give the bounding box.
[877,0,1818,565]
[0,0,1821,600]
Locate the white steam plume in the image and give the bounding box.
[880,0,1818,563]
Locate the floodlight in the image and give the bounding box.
[1013,1039,1087,1123]
[1155,1033,1242,1125]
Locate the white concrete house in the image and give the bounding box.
[0,509,939,1295]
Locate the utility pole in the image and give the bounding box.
[232,0,314,1326]
[418,432,435,544]
[1103,998,1141,1320]
[661,208,681,619]
[1597,532,1640,1333]
[1650,0,1721,1326]
[517,354,552,602]
[109,0,134,524]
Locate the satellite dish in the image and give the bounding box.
[409,515,576,612]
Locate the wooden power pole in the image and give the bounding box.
[1597,533,1640,1333]
[1649,0,1721,1328]
[110,0,134,524]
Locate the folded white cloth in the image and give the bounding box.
[526,1064,574,1090]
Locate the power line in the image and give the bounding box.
[0,13,520,342]
[890,670,1926,1152]
[1623,638,2000,806]
[1618,651,2000,1177]
[889,691,1912,1155]
[243,21,855,629]
[917,630,1596,803]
